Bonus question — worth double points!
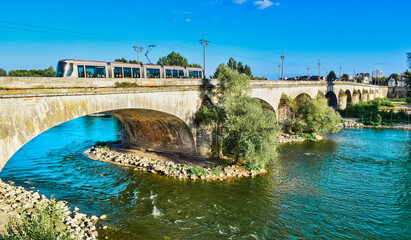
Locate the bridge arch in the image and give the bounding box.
[0,91,202,170]
[110,109,195,155]
[345,90,352,104]
[254,98,276,114]
[325,91,338,109]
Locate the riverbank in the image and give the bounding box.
[341,118,411,130]
[85,146,267,181]
[0,179,100,239]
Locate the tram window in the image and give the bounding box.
[96,66,106,78]
[172,70,178,78]
[124,67,131,78]
[199,71,202,78]
[179,70,184,78]
[146,68,160,78]
[55,62,65,77]
[114,67,122,78]
[189,70,196,78]
[65,63,74,77]
[86,66,97,78]
[166,69,172,78]
[132,68,140,78]
[78,66,85,78]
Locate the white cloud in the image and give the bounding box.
[185,19,191,22]
[233,0,248,4]
[253,0,274,9]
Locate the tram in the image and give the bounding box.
[55,59,203,79]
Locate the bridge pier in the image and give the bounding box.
[338,94,347,110]
[352,93,360,104]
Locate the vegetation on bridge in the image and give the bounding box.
[197,65,278,170]
[212,58,267,80]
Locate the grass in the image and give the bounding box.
[188,167,207,176]
[388,98,406,102]
[0,197,75,240]
[114,82,139,88]
[95,140,120,149]
[211,169,222,176]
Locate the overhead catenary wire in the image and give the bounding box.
[0,19,283,65]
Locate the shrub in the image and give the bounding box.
[189,167,207,176]
[114,82,139,88]
[0,197,74,240]
[294,96,342,133]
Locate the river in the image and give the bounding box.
[0,115,409,239]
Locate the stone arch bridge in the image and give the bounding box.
[0,77,387,171]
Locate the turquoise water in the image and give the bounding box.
[1,116,410,239]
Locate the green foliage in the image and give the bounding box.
[7,66,55,77]
[223,95,278,169]
[389,73,400,82]
[198,65,278,169]
[341,73,350,81]
[372,77,388,86]
[189,167,207,176]
[1,197,74,240]
[0,68,6,76]
[95,140,113,149]
[327,71,337,81]
[214,57,260,79]
[370,97,394,107]
[341,98,410,125]
[114,58,143,64]
[211,169,222,176]
[114,82,139,88]
[407,98,411,104]
[156,51,200,68]
[388,98,406,102]
[293,96,342,133]
[404,71,411,89]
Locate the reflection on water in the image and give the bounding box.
[1,116,410,239]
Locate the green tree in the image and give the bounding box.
[114,58,143,64]
[157,51,183,66]
[294,96,342,133]
[198,65,278,169]
[341,73,350,81]
[0,68,6,76]
[7,67,55,77]
[156,52,200,67]
[327,71,337,81]
[389,73,400,81]
[213,57,256,79]
[114,58,128,63]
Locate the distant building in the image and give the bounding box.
[388,78,396,87]
[355,73,371,84]
[372,68,383,78]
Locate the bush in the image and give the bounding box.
[0,197,74,240]
[293,96,342,133]
[189,167,207,176]
[114,82,139,88]
[407,98,411,104]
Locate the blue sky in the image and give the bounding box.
[0,0,409,79]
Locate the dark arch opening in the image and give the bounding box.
[255,98,276,122]
[325,91,338,109]
[110,109,195,156]
[345,90,352,104]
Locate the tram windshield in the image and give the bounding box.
[55,62,73,77]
